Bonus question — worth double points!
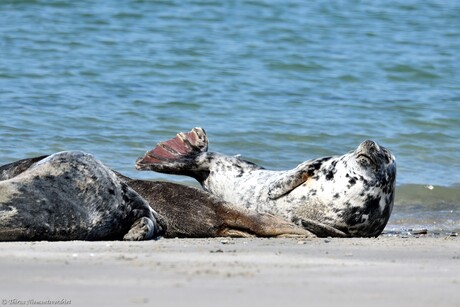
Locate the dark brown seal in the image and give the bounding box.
[116,175,312,238]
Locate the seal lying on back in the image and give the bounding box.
[136,128,397,237]
[0,151,164,241]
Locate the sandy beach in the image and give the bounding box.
[0,236,459,307]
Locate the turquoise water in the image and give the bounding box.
[1,1,459,232]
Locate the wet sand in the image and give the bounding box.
[0,236,459,307]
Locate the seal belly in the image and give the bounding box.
[201,157,268,207]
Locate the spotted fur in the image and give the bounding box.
[137,128,397,237]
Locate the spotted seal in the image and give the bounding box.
[136,127,397,237]
[0,151,164,241]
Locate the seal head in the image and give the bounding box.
[317,139,396,236]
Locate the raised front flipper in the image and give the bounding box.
[267,158,327,199]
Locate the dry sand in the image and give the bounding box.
[0,236,459,307]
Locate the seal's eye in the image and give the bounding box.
[357,154,372,166]
[357,154,378,170]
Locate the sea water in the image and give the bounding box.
[0,0,459,233]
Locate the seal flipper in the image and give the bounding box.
[123,217,156,241]
[299,218,348,238]
[136,127,208,176]
[217,207,315,238]
[267,160,318,199]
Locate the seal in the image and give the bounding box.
[116,175,313,238]
[0,151,164,241]
[136,127,397,237]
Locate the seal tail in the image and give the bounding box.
[136,127,208,175]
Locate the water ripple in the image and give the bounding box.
[0,0,459,188]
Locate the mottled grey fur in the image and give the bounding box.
[137,128,397,237]
[0,152,164,241]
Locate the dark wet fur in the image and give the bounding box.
[118,177,311,238]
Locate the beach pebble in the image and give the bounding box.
[411,229,428,235]
[210,249,224,253]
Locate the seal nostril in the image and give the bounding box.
[362,140,376,150]
[366,140,377,150]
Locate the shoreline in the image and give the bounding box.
[1,237,459,307]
